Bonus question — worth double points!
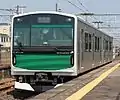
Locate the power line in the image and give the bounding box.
[75,0,99,21]
[15,5,26,14]
[74,2,115,28]
[77,0,89,12]
[64,0,85,12]
[63,0,120,46]
[62,0,119,39]
[64,0,99,22]
[91,13,120,16]
[0,5,26,23]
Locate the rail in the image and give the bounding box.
[0,78,15,96]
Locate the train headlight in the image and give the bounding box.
[70,52,74,66]
[13,56,16,65]
[71,56,73,65]
[66,18,72,22]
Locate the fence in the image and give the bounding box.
[1,47,11,66]
[0,47,11,80]
[0,47,15,95]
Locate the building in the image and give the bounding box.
[0,34,10,47]
[0,23,11,48]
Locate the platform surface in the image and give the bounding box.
[82,65,120,100]
[29,58,120,100]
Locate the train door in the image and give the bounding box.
[77,28,80,71]
[101,35,104,64]
[92,33,95,67]
[103,38,106,63]
[100,37,102,64]
[80,29,84,71]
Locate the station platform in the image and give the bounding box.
[29,57,120,100]
[82,63,120,100]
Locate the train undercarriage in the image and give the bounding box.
[14,72,74,92]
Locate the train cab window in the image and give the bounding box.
[85,33,88,51]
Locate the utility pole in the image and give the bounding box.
[0,5,26,15]
[56,3,58,11]
[55,2,62,12]
[15,5,26,15]
[0,5,26,23]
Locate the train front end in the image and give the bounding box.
[11,12,77,86]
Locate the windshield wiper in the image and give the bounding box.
[17,41,23,52]
[54,46,73,52]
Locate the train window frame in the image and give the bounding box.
[94,36,100,52]
[13,14,75,47]
[105,40,108,51]
[99,37,102,51]
[109,41,112,51]
[95,36,97,52]
[92,33,95,52]
[97,37,100,51]
[89,33,92,52]
[84,32,89,52]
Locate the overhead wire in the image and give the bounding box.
[77,0,89,12]
[76,0,113,29]
[64,0,85,12]
[63,0,119,44]
[63,0,115,32]
[63,0,98,23]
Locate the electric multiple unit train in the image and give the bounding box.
[11,11,113,88]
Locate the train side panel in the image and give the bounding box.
[76,18,113,74]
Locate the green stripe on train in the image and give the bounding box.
[15,54,72,70]
[14,24,73,28]
[32,25,72,28]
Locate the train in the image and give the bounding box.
[11,11,113,91]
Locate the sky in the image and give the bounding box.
[0,0,120,14]
[0,0,120,46]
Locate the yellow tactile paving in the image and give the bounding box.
[66,63,120,100]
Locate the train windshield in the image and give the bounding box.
[13,14,74,47]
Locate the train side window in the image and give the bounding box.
[89,34,92,52]
[97,37,99,51]
[95,36,97,51]
[95,36,100,52]
[81,29,84,50]
[107,41,108,51]
[109,41,112,51]
[105,40,108,51]
[103,39,106,50]
[85,33,88,51]
[99,37,101,50]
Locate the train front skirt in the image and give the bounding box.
[15,81,35,91]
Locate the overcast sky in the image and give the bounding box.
[1,0,120,46]
[0,0,120,14]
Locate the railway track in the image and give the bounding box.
[0,78,15,96]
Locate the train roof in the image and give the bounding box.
[12,11,76,19]
[77,16,113,39]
